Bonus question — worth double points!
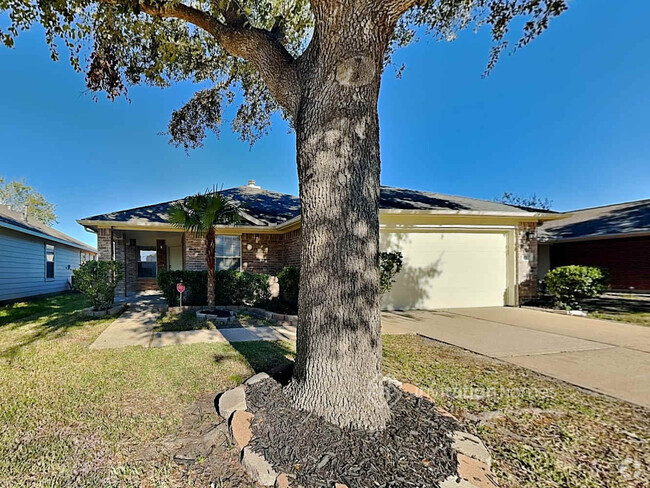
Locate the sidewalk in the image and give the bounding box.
[90,292,298,350]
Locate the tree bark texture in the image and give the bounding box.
[141,0,401,430]
[287,6,397,430]
[205,227,216,306]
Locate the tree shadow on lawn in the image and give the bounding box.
[215,340,296,385]
[0,294,106,363]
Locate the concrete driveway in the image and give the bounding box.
[382,307,650,408]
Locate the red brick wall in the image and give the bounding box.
[283,228,301,268]
[241,233,285,275]
[183,231,303,275]
[184,234,206,271]
[550,236,650,291]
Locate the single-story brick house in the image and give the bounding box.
[538,199,650,291]
[77,182,559,309]
[1,205,97,302]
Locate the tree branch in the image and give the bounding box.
[385,0,427,21]
[138,1,300,116]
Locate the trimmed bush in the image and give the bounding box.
[158,269,270,306]
[278,266,300,306]
[158,270,208,306]
[73,260,123,310]
[544,265,610,310]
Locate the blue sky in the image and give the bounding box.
[1,0,648,247]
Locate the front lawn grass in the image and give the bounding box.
[383,335,649,488]
[0,294,291,486]
[589,311,650,327]
[1,294,647,487]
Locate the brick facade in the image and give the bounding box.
[125,238,138,294]
[96,224,541,301]
[241,233,285,274]
[550,235,650,291]
[184,233,206,271]
[283,228,302,268]
[97,228,112,260]
[517,222,539,303]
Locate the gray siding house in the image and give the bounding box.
[0,205,97,302]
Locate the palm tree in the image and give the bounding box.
[169,187,241,306]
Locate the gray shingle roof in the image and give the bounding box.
[539,199,650,241]
[79,185,548,227]
[0,205,97,252]
[379,186,550,213]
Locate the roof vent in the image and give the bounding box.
[247,179,261,189]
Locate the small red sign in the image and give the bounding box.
[176,283,186,294]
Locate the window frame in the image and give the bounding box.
[215,235,242,272]
[137,246,158,278]
[45,243,55,280]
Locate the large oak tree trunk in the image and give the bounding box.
[206,227,216,306]
[288,11,394,430]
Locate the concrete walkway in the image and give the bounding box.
[384,307,650,408]
[90,292,297,350]
[89,293,163,350]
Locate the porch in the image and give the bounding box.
[111,229,185,296]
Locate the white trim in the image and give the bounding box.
[379,208,560,219]
[380,223,518,231]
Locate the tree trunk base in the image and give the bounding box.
[286,355,391,431]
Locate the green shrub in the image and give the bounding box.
[278,266,300,307]
[236,272,271,305]
[157,270,208,306]
[213,270,238,305]
[158,269,270,306]
[72,260,123,310]
[544,265,610,310]
[380,251,403,294]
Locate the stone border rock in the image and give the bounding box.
[217,376,498,488]
[397,381,499,488]
[82,304,127,318]
[196,309,236,323]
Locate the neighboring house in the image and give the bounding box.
[538,199,650,291]
[77,181,559,310]
[0,205,97,302]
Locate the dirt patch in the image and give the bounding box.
[134,393,253,486]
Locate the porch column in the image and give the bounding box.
[113,230,127,297]
[157,240,168,273]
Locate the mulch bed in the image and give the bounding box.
[246,380,459,487]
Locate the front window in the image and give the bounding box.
[45,244,55,279]
[137,247,157,278]
[215,235,241,271]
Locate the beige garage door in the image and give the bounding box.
[381,231,509,310]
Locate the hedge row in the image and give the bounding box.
[158,270,271,307]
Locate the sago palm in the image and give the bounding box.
[169,187,241,306]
